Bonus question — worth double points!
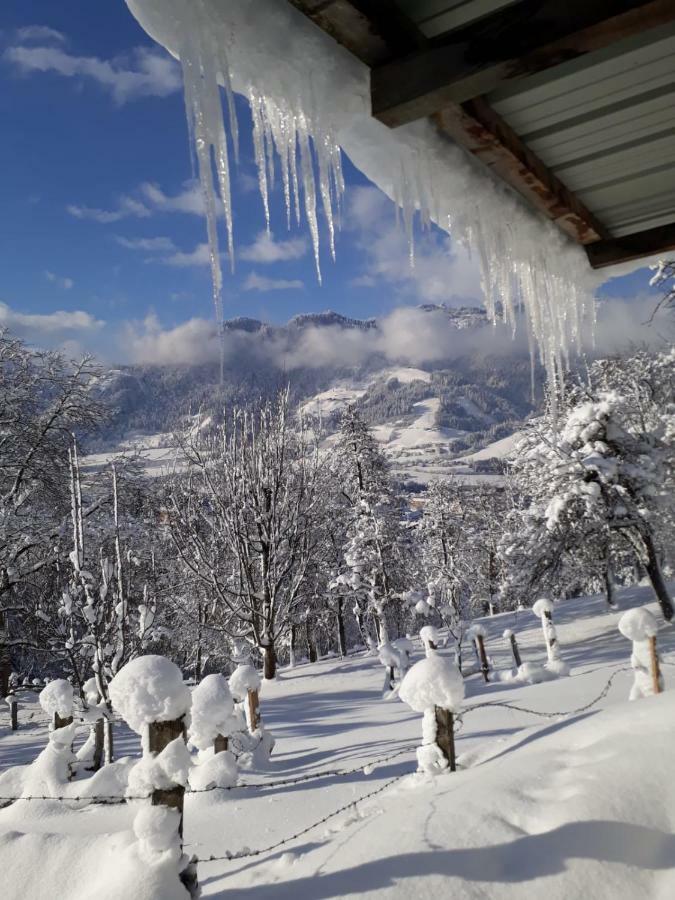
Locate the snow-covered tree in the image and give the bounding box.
[329,407,410,645]
[0,334,104,694]
[502,348,675,618]
[165,392,323,678]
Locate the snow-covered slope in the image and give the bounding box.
[2,584,674,898]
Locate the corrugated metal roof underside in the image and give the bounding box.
[487,24,675,237]
[392,3,675,239]
[395,0,519,39]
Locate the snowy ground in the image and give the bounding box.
[1,583,674,899]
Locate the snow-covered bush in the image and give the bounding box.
[400,654,465,775]
[618,608,664,700]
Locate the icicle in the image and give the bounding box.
[127,0,594,401]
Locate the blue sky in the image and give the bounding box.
[0,1,663,364]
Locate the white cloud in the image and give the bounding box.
[158,243,212,268]
[4,44,181,104]
[68,196,150,223]
[123,315,220,366]
[115,235,177,252]
[45,271,74,290]
[0,301,102,339]
[240,231,307,263]
[243,272,304,292]
[67,181,206,224]
[347,186,483,305]
[16,25,66,44]
[139,182,206,216]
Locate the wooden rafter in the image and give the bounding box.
[435,99,611,245]
[371,0,675,127]
[585,223,675,268]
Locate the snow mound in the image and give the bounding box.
[399,654,464,713]
[618,608,659,643]
[108,655,191,735]
[189,748,238,791]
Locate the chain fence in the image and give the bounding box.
[0,661,644,865]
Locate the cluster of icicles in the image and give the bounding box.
[162,0,594,393]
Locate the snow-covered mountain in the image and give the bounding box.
[89,306,541,481]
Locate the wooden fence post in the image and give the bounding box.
[434,707,456,772]
[648,635,662,695]
[147,716,186,833]
[214,733,228,753]
[10,697,18,731]
[504,629,522,668]
[92,718,105,771]
[476,635,490,683]
[147,715,198,896]
[247,689,259,732]
[54,711,73,730]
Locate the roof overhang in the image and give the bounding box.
[289,0,675,268]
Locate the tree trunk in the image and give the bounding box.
[643,533,674,621]
[306,624,317,663]
[0,608,12,699]
[336,600,347,658]
[263,643,277,679]
[289,625,297,668]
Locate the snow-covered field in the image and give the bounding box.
[1,583,674,899]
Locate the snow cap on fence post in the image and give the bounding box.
[39,678,74,729]
[187,674,238,791]
[378,642,403,693]
[108,655,191,739]
[400,653,464,775]
[618,607,663,700]
[229,663,262,732]
[532,598,569,676]
[419,625,441,655]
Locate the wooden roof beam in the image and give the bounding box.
[372,0,675,128]
[436,98,612,245]
[585,222,675,268]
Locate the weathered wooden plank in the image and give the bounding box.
[585,221,675,267]
[287,0,424,65]
[436,99,610,244]
[372,0,675,126]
